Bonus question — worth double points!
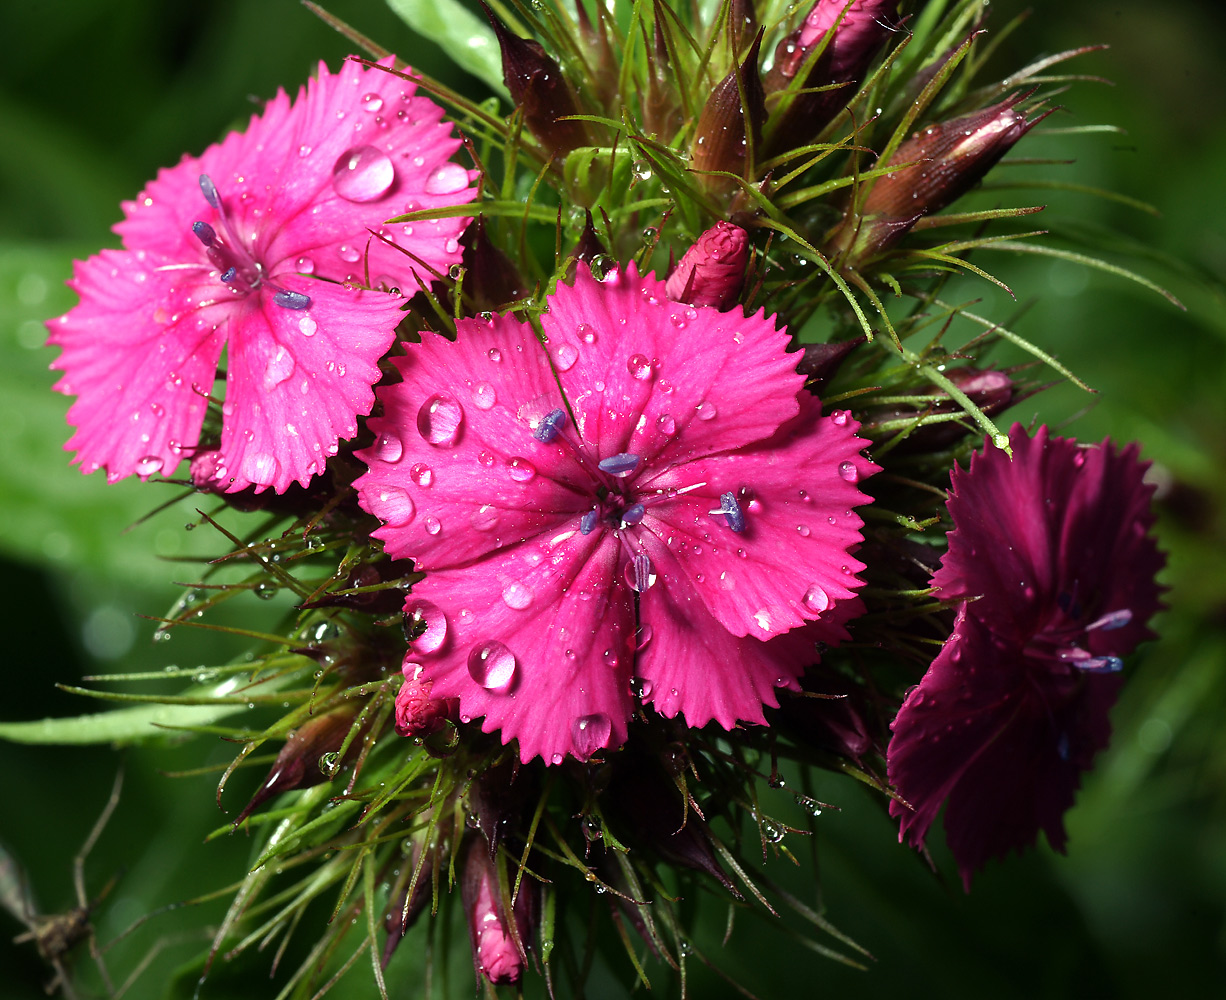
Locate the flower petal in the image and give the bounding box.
[408,527,636,764]
[218,276,403,492]
[887,608,1121,889]
[639,395,875,638]
[543,264,804,469]
[47,249,224,482]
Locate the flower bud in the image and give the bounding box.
[795,335,865,392]
[482,2,590,158]
[775,673,877,762]
[461,839,536,986]
[691,32,767,190]
[862,366,1017,451]
[233,707,360,825]
[395,657,459,740]
[665,222,750,308]
[763,1,898,160]
[459,216,527,312]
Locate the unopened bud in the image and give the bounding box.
[862,366,1017,451]
[666,222,750,308]
[482,2,589,158]
[459,216,527,311]
[461,839,536,986]
[691,32,767,190]
[395,657,459,740]
[795,335,865,393]
[763,1,898,159]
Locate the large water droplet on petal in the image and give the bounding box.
[627,354,652,380]
[404,599,447,653]
[553,343,578,371]
[696,400,717,421]
[332,145,395,202]
[409,462,433,486]
[375,486,415,524]
[416,393,464,446]
[424,162,469,195]
[361,92,384,113]
[470,504,500,532]
[802,583,830,613]
[507,457,536,482]
[248,452,279,486]
[424,516,442,535]
[298,316,317,337]
[134,455,164,476]
[262,345,295,389]
[374,431,403,462]
[467,641,517,691]
[838,461,859,482]
[470,382,496,410]
[752,605,787,634]
[501,581,533,610]
[656,414,676,436]
[572,713,612,759]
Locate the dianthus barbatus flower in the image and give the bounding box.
[887,425,1163,888]
[355,263,876,764]
[47,58,475,492]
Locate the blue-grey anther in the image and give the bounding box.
[1086,609,1132,632]
[633,552,652,593]
[533,408,567,443]
[192,221,219,247]
[580,509,599,535]
[598,452,640,477]
[621,503,645,526]
[718,491,745,533]
[220,267,237,284]
[273,289,312,310]
[199,173,221,209]
[1075,655,1124,674]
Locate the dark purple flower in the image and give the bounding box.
[887,425,1163,888]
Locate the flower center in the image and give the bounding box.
[191,174,311,310]
[1027,588,1133,675]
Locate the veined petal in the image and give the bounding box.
[47,249,224,482]
[407,528,635,764]
[218,276,403,492]
[640,396,875,638]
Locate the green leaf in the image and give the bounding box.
[384,0,507,97]
[0,702,246,745]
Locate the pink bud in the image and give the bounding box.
[461,840,535,986]
[395,656,458,739]
[665,222,750,309]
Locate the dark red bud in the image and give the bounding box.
[482,2,590,158]
[776,674,878,762]
[571,209,607,267]
[796,335,865,392]
[665,221,750,308]
[459,216,528,311]
[862,366,1017,451]
[234,708,360,825]
[691,32,767,189]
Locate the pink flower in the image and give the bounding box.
[887,425,1163,888]
[665,222,750,309]
[355,263,876,764]
[47,58,476,492]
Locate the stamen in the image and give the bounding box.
[621,503,645,527]
[1086,609,1132,632]
[273,289,312,310]
[220,267,237,284]
[199,173,221,210]
[192,221,219,247]
[533,408,567,443]
[1074,656,1124,674]
[580,509,599,535]
[598,452,640,478]
[633,551,653,593]
[715,491,745,533]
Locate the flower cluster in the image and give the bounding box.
[30,1,1174,995]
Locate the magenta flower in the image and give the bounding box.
[355,263,876,764]
[887,425,1163,888]
[47,58,476,492]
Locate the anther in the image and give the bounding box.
[1086,609,1132,632]
[199,173,221,210]
[621,503,645,527]
[533,408,567,443]
[598,453,640,477]
[711,491,745,533]
[1074,655,1124,674]
[580,509,599,535]
[273,289,312,310]
[220,267,238,284]
[633,552,653,593]
[192,221,219,247]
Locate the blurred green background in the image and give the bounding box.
[1,1,1223,997]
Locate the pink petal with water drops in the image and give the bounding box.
[633,529,817,729]
[405,528,636,764]
[542,263,803,470]
[355,311,596,569]
[47,249,225,481]
[640,397,875,639]
[218,275,404,492]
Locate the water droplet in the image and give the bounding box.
[572,713,612,759]
[470,504,500,531]
[831,409,849,426]
[424,516,441,535]
[631,676,654,698]
[577,323,598,344]
[416,393,464,446]
[507,457,536,482]
[550,753,563,765]
[254,582,278,600]
[487,347,502,362]
[477,450,495,467]
[248,453,279,485]
[374,431,403,462]
[696,400,717,421]
[295,256,315,274]
[467,641,517,691]
[375,486,415,523]
[134,455,164,476]
[635,624,654,651]
[554,343,578,371]
[627,354,652,380]
[361,92,384,113]
[405,600,447,653]
[338,244,362,263]
[470,382,496,410]
[796,524,811,537]
[838,461,859,482]
[298,316,317,336]
[501,581,533,610]
[406,462,432,486]
[332,145,395,202]
[424,162,469,195]
[802,583,830,613]
[262,345,295,389]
